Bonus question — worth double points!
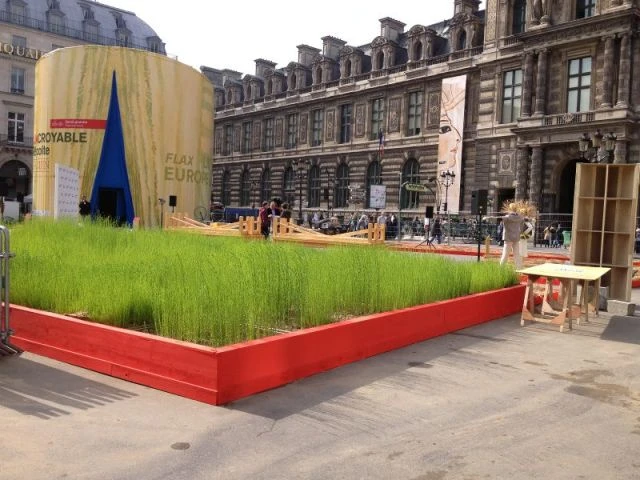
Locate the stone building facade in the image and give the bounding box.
[209,0,640,219]
[0,0,164,204]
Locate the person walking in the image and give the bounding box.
[431,217,443,244]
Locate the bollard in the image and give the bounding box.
[484,236,492,258]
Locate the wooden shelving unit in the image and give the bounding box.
[571,164,640,301]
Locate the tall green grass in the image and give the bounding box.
[9,219,518,346]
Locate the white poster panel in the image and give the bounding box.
[369,185,386,209]
[54,164,80,219]
[437,75,467,214]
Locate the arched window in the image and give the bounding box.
[267,79,273,95]
[240,169,251,206]
[345,59,352,77]
[226,90,233,104]
[246,85,252,100]
[458,30,467,51]
[308,165,321,208]
[222,170,231,206]
[334,164,350,208]
[413,41,423,61]
[0,159,30,201]
[376,51,384,70]
[315,66,323,84]
[260,168,272,203]
[365,161,382,208]
[290,73,297,90]
[512,0,527,34]
[401,159,420,209]
[283,166,295,206]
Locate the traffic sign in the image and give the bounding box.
[404,183,429,193]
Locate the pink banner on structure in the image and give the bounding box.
[437,75,467,214]
[50,119,107,129]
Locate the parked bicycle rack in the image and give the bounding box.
[0,225,20,356]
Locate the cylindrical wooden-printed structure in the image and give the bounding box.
[32,46,214,227]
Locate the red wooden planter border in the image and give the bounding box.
[10,285,525,405]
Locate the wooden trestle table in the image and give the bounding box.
[517,263,610,332]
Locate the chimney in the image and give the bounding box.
[200,66,223,87]
[297,44,321,67]
[379,17,406,42]
[255,58,277,78]
[454,0,480,15]
[321,36,347,60]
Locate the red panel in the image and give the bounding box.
[10,306,218,404]
[50,118,107,129]
[215,285,525,404]
[10,285,525,406]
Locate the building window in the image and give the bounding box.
[286,114,298,149]
[223,125,233,156]
[222,171,231,206]
[12,36,26,48]
[8,112,25,143]
[11,68,25,94]
[567,57,592,113]
[260,169,271,204]
[311,109,323,147]
[82,6,95,20]
[576,0,596,19]
[9,3,25,25]
[240,169,251,206]
[308,165,321,208]
[501,69,522,123]
[334,164,350,208]
[242,122,252,153]
[512,0,527,34]
[283,167,295,206]
[114,13,127,29]
[407,92,423,136]
[116,30,130,47]
[263,118,274,151]
[47,13,64,34]
[83,22,98,42]
[365,161,382,208]
[401,159,420,209]
[338,104,353,144]
[371,98,384,140]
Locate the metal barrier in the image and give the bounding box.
[0,225,20,356]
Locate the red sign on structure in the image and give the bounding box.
[50,119,107,129]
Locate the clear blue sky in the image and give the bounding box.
[106,1,486,75]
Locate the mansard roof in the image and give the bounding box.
[8,0,163,46]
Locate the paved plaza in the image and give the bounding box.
[2,284,640,479]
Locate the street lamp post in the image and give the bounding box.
[440,169,456,245]
[578,130,618,163]
[293,160,308,225]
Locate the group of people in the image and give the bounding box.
[258,198,292,239]
[542,223,565,248]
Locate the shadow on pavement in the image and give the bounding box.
[0,356,137,420]
[227,317,523,420]
[600,316,640,345]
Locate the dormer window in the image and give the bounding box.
[375,51,384,70]
[146,37,163,54]
[81,6,95,20]
[458,30,467,50]
[116,31,130,47]
[47,0,60,9]
[113,13,127,29]
[9,1,26,25]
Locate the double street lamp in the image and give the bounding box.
[440,169,456,245]
[578,130,617,163]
